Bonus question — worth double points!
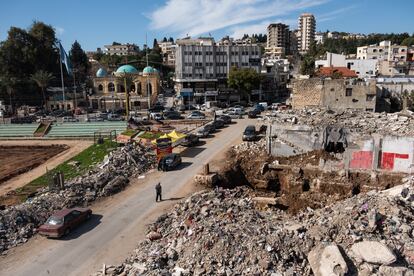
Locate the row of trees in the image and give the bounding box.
[0,21,90,111]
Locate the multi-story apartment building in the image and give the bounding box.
[357,41,408,62]
[103,43,139,56]
[174,37,261,103]
[297,13,316,53]
[159,41,177,67]
[266,23,290,56]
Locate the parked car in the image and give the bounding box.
[195,126,210,138]
[242,125,257,141]
[213,118,225,129]
[217,115,232,124]
[149,104,164,113]
[159,153,182,171]
[150,112,163,120]
[108,113,123,121]
[248,110,259,118]
[181,134,200,147]
[254,104,265,112]
[204,122,216,133]
[187,111,206,119]
[163,111,182,120]
[38,208,92,238]
[62,116,78,122]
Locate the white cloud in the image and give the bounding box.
[55,26,65,36]
[149,0,329,37]
[317,5,356,23]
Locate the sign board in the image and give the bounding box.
[205,91,218,96]
[156,138,172,160]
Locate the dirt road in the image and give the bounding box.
[0,140,92,196]
[0,119,255,276]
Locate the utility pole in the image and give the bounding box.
[146,33,151,110]
[73,68,77,111]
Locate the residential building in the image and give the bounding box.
[315,32,325,44]
[174,37,261,104]
[357,41,407,62]
[266,23,290,56]
[261,58,290,101]
[289,30,299,55]
[291,79,378,111]
[297,13,316,53]
[159,41,177,67]
[315,52,377,78]
[103,43,140,56]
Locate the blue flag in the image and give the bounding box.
[58,42,72,76]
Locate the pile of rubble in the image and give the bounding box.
[96,183,414,275]
[264,108,414,136]
[0,143,156,253]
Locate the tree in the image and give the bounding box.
[0,21,59,107]
[401,37,414,46]
[69,40,90,84]
[153,38,159,49]
[228,67,261,102]
[300,55,315,76]
[116,72,135,117]
[31,70,54,110]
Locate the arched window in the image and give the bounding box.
[130,84,135,92]
[147,83,152,95]
[98,84,103,91]
[108,83,115,92]
[119,85,125,92]
[137,83,142,95]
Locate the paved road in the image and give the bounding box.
[0,118,255,276]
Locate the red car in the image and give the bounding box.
[38,208,92,238]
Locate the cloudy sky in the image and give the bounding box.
[1,0,413,51]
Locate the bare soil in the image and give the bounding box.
[0,145,68,184]
[0,140,92,197]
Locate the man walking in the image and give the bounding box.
[155,182,162,202]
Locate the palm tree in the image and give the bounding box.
[31,70,54,110]
[0,77,18,115]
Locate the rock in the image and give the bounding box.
[378,265,414,276]
[351,241,396,265]
[308,243,348,276]
[146,231,162,241]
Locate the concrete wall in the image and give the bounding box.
[292,79,377,111]
[267,123,414,173]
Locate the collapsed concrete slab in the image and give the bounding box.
[351,241,396,265]
[308,243,348,276]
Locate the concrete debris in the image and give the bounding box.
[308,243,348,276]
[93,184,414,275]
[264,108,414,136]
[0,143,156,254]
[351,241,396,265]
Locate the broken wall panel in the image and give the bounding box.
[380,137,414,172]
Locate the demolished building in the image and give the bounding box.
[291,78,384,112]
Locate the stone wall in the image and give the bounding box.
[292,79,378,111]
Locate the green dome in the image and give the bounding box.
[116,65,138,74]
[143,66,157,74]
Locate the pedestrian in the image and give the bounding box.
[155,182,162,202]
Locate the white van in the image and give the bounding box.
[258,102,268,110]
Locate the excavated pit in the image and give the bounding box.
[217,145,404,214]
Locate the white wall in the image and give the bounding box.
[347,59,377,78]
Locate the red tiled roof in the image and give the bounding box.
[316,67,358,78]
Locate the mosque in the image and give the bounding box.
[90,64,160,111]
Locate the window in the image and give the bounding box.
[346,88,352,97]
[330,88,335,91]
[366,94,375,101]
[98,84,103,91]
[108,83,115,92]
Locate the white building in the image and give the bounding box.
[103,43,139,56]
[315,52,377,78]
[174,37,261,103]
[315,32,325,44]
[357,41,407,62]
[297,13,316,53]
[159,41,177,66]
